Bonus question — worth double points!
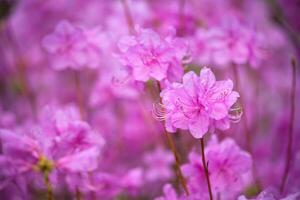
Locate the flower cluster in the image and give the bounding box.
[0,0,299,200]
[118,27,189,82]
[160,68,239,138]
[42,20,105,70]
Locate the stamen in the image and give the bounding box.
[152,103,166,121]
[228,105,243,123]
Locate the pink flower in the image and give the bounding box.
[182,137,252,198]
[154,184,181,200]
[89,69,142,107]
[143,147,173,182]
[195,21,266,68]
[160,67,239,138]
[117,27,189,82]
[238,190,300,200]
[0,105,105,188]
[42,20,105,70]
[119,167,144,195]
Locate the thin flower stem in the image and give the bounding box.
[73,70,85,120]
[75,188,82,200]
[231,65,262,190]
[44,173,54,200]
[280,58,297,193]
[231,65,252,152]
[156,81,189,195]
[88,172,97,200]
[178,0,186,36]
[120,0,135,34]
[165,131,190,195]
[3,22,37,118]
[200,137,213,200]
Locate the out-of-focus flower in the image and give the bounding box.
[42,20,105,70]
[143,147,173,182]
[0,105,105,189]
[238,190,300,200]
[160,67,239,138]
[154,184,181,200]
[89,68,142,107]
[0,107,16,128]
[182,137,252,198]
[119,167,144,195]
[195,21,266,68]
[117,27,189,82]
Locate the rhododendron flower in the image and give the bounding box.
[0,0,299,199]
[160,67,239,138]
[89,69,142,107]
[181,137,252,198]
[0,106,105,188]
[42,20,105,70]
[238,190,300,200]
[154,184,181,200]
[195,21,266,68]
[143,147,173,182]
[117,27,189,82]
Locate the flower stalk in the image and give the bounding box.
[44,172,54,200]
[73,70,85,120]
[165,130,189,195]
[200,137,213,200]
[157,81,189,195]
[231,64,262,190]
[120,0,135,34]
[280,58,297,193]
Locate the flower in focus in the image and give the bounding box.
[117,27,189,82]
[182,137,252,199]
[42,20,105,70]
[160,67,239,138]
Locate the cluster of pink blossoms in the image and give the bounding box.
[0,0,299,200]
[118,27,190,83]
[42,20,105,70]
[195,21,266,68]
[160,68,239,138]
[0,105,105,192]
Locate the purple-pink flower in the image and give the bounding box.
[160,67,239,138]
[182,137,252,199]
[154,184,181,200]
[42,20,105,70]
[143,147,173,182]
[117,27,189,82]
[195,21,266,68]
[0,105,105,188]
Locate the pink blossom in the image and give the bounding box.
[160,67,239,138]
[119,167,144,195]
[89,68,142,107]
[238,190,300,200]
[0,105,105,188]
[154,184,181,200]
[143,147,173,182]
[195,21,266,68]
[42,20,105,70]
[181,137,252,198]
[117,27,189,82]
